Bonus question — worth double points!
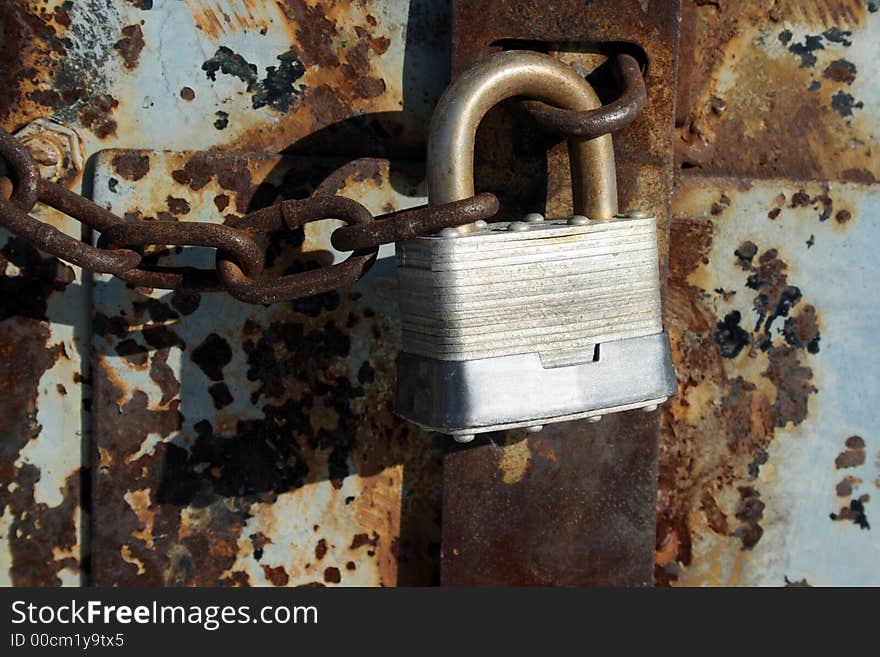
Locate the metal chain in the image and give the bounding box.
[0,53,644,304]
[0,127,499,304]
[519,53,647,138]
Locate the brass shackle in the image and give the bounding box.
[427,50,618,232]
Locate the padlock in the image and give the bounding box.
[395,50,677,442]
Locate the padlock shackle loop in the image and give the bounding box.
[427,50,618,228]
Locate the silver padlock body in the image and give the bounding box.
[394,216,677,438]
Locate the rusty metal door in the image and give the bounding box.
[1,0,878,587]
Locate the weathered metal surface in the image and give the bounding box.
[0,226,86,586]
[3,0,879,589]
[443,411,661,586]
[0,0,449,157]
[675,0,879,183]
[0,187,86,585]
[661,175,880,586]
[658,0,880,586]
[89,150,443,586]
[0,0,450,585]
[441,0,680,586]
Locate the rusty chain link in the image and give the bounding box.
[0,126,499,303]
[519,53,647,138]
[217,196,380,304]
[0,53,644,303]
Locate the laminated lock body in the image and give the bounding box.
[395,216,678,439]
[395,50,677,441]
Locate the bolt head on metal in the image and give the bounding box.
[524,212,544,223]
[13,118,84,183]
[568,215,590,226]
[439,227,461,238]
[625,209,650,218]
[641,404,658,412]
[474,219,489,230]
[587,415,602,423]
[506,221,530,232]
[524,425,543,434]
[453,433,475,444]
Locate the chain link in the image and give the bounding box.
[518,53,647,138]
[0,54,645,303]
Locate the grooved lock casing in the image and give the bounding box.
[397,216,663,364]
[394,216,678,437]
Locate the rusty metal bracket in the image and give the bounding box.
[441,0,681,587]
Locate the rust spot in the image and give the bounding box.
[180,87,195,101]
[352,76,386,99]
[111,152,150,182]
[79,94,119,139]
[782,305,820,354]
[350,532,379,550]
[0,3,66,120]
[745,248,802,332]
[840,168,877,184]
[836,475,861,497]
[53,2,72,28]
[791,190,812,208]
[835,209,852,224]
[733,486,764,549]
[315,538,328,560]
[262,564,290,586]
[700,490,730,535]
[208,383,233,409]
[170,290,201,316]
[497,437,531,484]
[166,196,190,216]
[279,0,339,67]
[250,532,271,561]
[830,91,863,118]
[784,577,812,587]
[823,58,857,84]
[213,194,230,212]
[763,345,815,427]
[846,436,865,449]
[710,193,730,215]
[149,350,180,406]
[202,46,305,112]
[190,333,232,382]
[114,24,145,70]
[835,436,866,469]
[171,153,253,211]
[323,566,341,584]
[115,338,149,367]
[831,496,870,529]
[713,311,749,359]
[734,240,757,268]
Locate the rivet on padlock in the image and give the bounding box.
[394,50,677,441]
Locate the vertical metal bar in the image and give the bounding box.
[442,0,681,586]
